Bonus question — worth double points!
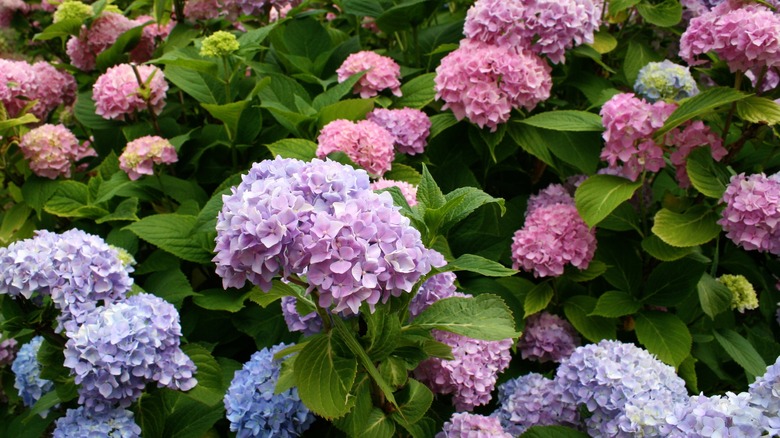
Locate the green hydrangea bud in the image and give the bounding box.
[200,31,240,58]
[109,245,137,269]
[53,1,94,23]
[102,4,123,14]
[718,274,759,313]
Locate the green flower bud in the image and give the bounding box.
[200,31,240,58]
[109,245,137,269]
[53,1,94,23]
[718,274,759,313]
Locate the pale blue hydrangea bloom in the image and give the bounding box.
[666,392,765,437]
[11,336,53,408]
[749,356,780,435]
[224,343,314,437]
[634,60,699,102]
[53,406,141,438]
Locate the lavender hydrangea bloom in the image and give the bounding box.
[63,293,197,411]
[437,412,512,438]
[280,296,322,336]
[53,406,141,438]
[224,343,314,437]
[493,373,580,435]
[11,336,53,408]
[634,60,699,102]
[517,312,580,363]
[666,393,765,437]
[749,356,780,434]
[408,271,462,319]
[555,340,689,437]
[366,108,431,155]
[0,335,18,367]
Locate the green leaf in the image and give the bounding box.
[522,425,590,438]
[566,260,608,282]
[318,98,375,128]
[164,65,226,104]
[342,0,386,16]
[444,254,518,277]
[507,123,556,168]
[736,96,780,125]
[193,288,248,313]
[697,273,733,319]
[266,138,318,160]
[519,111,603,132]
[96,197,140,224]
[624,40,662,85]
[33,18,82,41]
[379,356,410,389]
[643,259,706,307]
[564,295,617,342]
[652,206,722,247]
[384,163,422,185]
[390,379,433,427]
[125,214,214,264]
[686,147,731,199]
[375,0,439,33]
[0,113,38,132]
[74,91,121,130]
[25,391,60,421]
[363,307,401,362]
[590,31,618,54]
[524,283,554,318]
[678,355,699,393]
[641,234,695,261]
[201,100,249,140]
[636,0,682,27]
[655,87,746,138]
[0,203,31,243]
[180,344,224,407]
[312,72,366,110]
[543,131,602,175]
[95,24,147,71]
[143,268,198,308]
[428,113,459,139]
[394,73,436,109]
[590,291,642,318]
[410,294,521,340]
[433,187,505,233]
[635,311,692,368]
[247,280,302,308]
[575,175,642,227]
[609,0,641,15]
[416,164,446,209]
[162,393,225,438]
[293,332,358,419]
[713,329,767,379]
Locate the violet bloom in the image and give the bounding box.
[665,393,765,437]
[93,63,168,121]
[316,119,395,177]
[749,356,780,435]
[493,373,580,435]
[119,135,178,180]
[0,334,18,367]
[367,108,431,155]
[517,312,581,363]
[281,296,322,336]
[53,406,141,438]
[19,124,97,179]
[525,183,575,216]
[408,271,464,319]
[437,412,512,438]
[718,172,780,255]
[435,39,551,132]
[336,51,402,98]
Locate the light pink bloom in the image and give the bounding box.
[19,124,96,179]
[92,64,168,121]
[336,51,402,98]
[719,172,780,255]
[316,119,395,177]
[371,179,418,206]
[119,135,178,180]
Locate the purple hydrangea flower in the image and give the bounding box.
[11,336,53,408]
[517,312,581,363]
[555,340,689,437]
[718,172,780,255]
[437,412,512,438]
[408,271,464,319]
[493,373,580,435]
[366,108,431,155]
[316,119,395,177]
[749,356,780,435]
[336,51,402,98]
[224,343,315,437]
[0,334,18,367]
[525,183,575,216]
[281,296,322,336]
[53,406,141,438]
[63,293,197,411]
[665,392,765,437]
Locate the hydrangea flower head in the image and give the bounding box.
[511,204,597,277]
[93,63,168,121]
[0,334,18,367]
[53,406,141,438]
[408,271,463,319]
[63,293,197,411]
[665,120,726,188]
[371,178,418,207]
[337,51,402,98]
[435,39,551,132]
[200,30,240,57]
[517,312,581,363]
[19,124,96,179]
[635,60,699,102]
[281,296,322,336]
[665,392,765,437]
[526,183,574,215]
[749,356,780,435]
[0,0,25,27]
[119,135,178,180]
[224,343,315,437]
[11,336,53,408]
[0,58,35,117]
[367,108,431,155]
[437,412,512,438]
[53,0,93,23]
[493,373,580,435]
[316,119,395,177]
[30,61,78,120]
[183,0,226,20]
[718,274,758,312]
[718,172,780,255]
[66,12,136,71]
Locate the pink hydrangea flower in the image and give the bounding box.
[0,59,37,118]
[371,178,418,207]
[599,93,676,181]
[30,62,77,120]
[336,51,402,98]
[316,119,395,177]
[366,108,431,155]
[19,124,96,179]
[680,1,780,73]
[66,12,136,71]
[0,0,26,27]
[718,172,780,255]
[119,135,178,180]
[665,120,726,188]
[93,64,168,121]
[526,183,575,216]
[511,203,597,277]
[129,15,176,63]
[437,412,512,438]
[183,0,226,20]
[435,39,551,132]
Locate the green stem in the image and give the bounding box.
[130,63,162,135]
[721,72,743,142]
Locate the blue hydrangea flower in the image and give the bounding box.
[634,60,699,102]
[749,356,780,435]
[493,373,580,435]
[666,392,765,437]
[53,406,141,438]
[63,293,197,411]
[224,343,314,437]
[11,336,53,408]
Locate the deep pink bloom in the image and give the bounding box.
[0,59,76,120]
[371,178,418,207]
[119,135,178,180]
[316,119,395,177]
[719,172,780,255]
[19,124,96,179]
[0,0,26,27]
[93,64,168,121]
[66,12,136,71]
[336,51,402,98]
[665,120,726,188]
[367,108,430,155]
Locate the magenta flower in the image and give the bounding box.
[93,64,168,121]
[119,135,178,180]
[316,119,395,177]
[718,172,780,255]
[336,51,402,98]
[19,124,96,179]
[367,108,431,155]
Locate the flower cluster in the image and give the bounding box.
[749,356,780,435]
[63,293,197,411]
[437,412,512,438]
[665,120,726,188]
[719,274,759,312]
[408,271,461,319]
[525,183,575,215]
[367,108,431,155]
[371,178,419,207]
[316,119,395,177]
[493,373,580,435]
[634,60,699,102]
[200,30,240,57]
[0,334,17,367]
[517,312,581,363]
[224,343,315,437]
[463,0,602,64]
[0,59,76,119]
[280,296,322,336]
[435,39,551,131]
[665,393,765,437]
[0,0,25,27]
[718,172,780,255]
[93,63,168,121]
[680,1,780,74]
[119,135,178,180]
[336,51,402,98]
[53,406,142,438]
[19,124,97,179]
[183,0,299,21]
[213,157,444,315]
[556,340,689,437]
[53,0,93,23]
[11,336,53,408]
